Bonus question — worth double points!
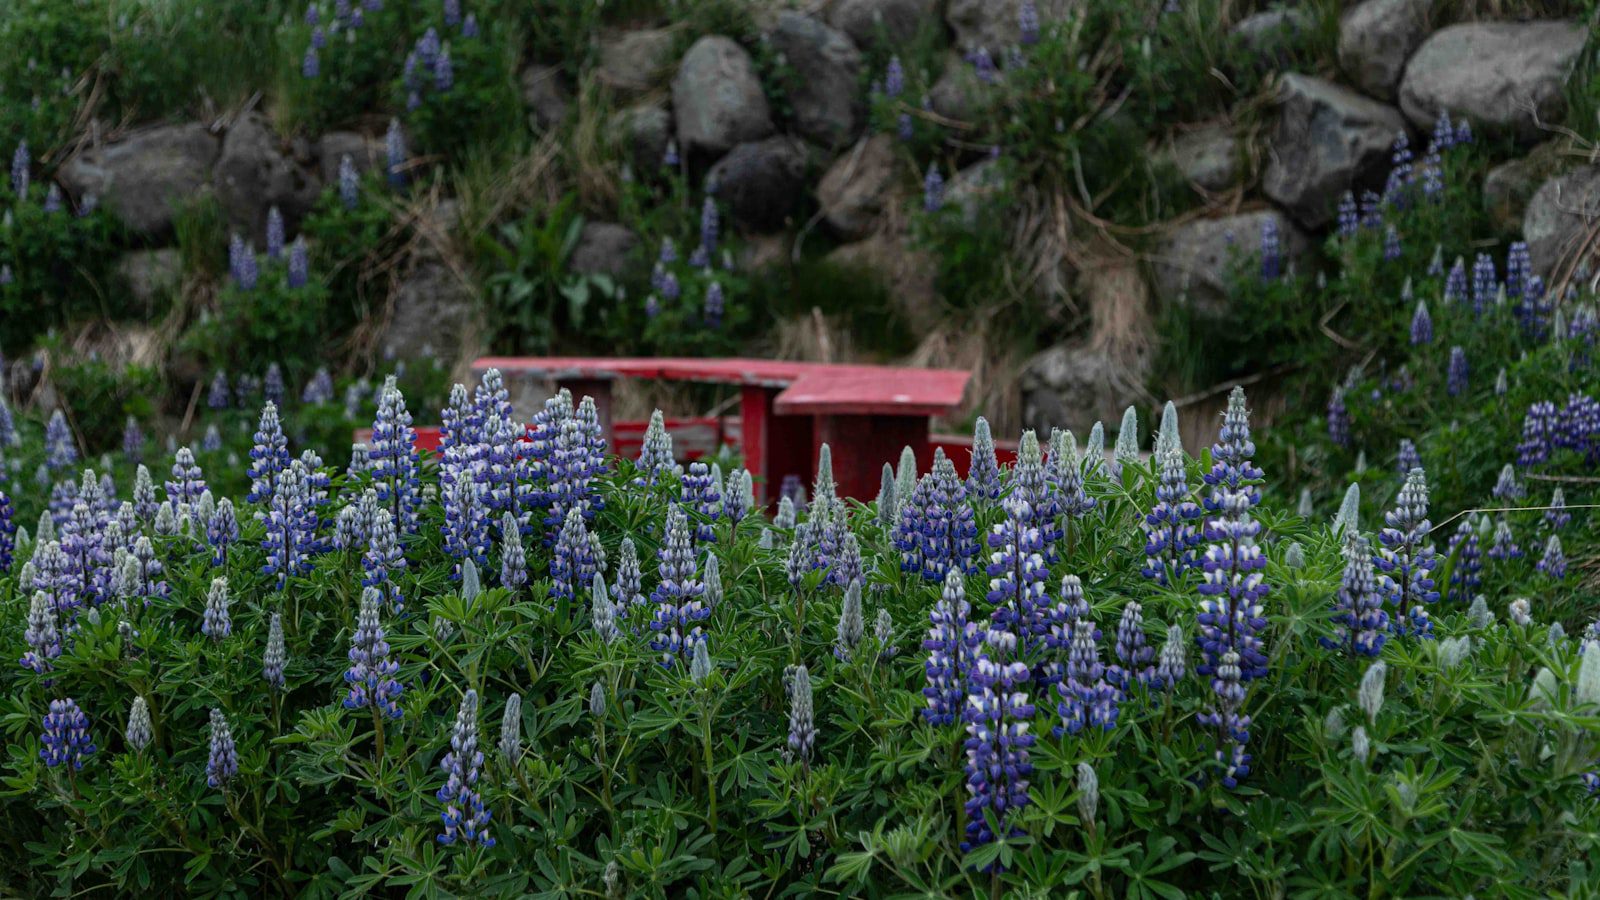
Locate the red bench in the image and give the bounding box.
[470,356,971,502]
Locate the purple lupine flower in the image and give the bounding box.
[1323,532,1388,656]
[1547,488,1570,531]
[206,709,238,789]
[663,139,679,168]
[302,46,320,78]
[1487,518,1521,561]
[339,155,359,210]
[247,402,291,504]
[1446,346,1468,397]
[265,207,285,260]
[302,367,334,405]
[1378,468,1438,638]
[787,664,817,764]
[968,46,997,83]
[885,56,905,98]
[1010,431,1062,552]
[1506,241,1530,300]
[45,410,76,470]
[441,450,491,577]
[635,410,675,486]
[201,576,232,641]
[207,498,239,567]
[260,460,320,588]
[550,506,597,603]
[614,536,646,622]
[1336,191,1358,238]
[1203,387,1263,513]
[362,507,407,613]
[1359,190,1383,230]
[1382,132,1413,204]
[1446,519,1482,602]
[43,184,62,213]
[1491,463,1523,502]
[437,689,493,847]
[1557,392,1600,462]
[923,163,944,212]
[704,280,724,328]
[385,118,407,187]
[1325,390,1352,447]
[1430,111,1455,151]
[967,417,1002,504]
[1443,257,1467,307]
[0,490,14,571]
[701,196,720,255]
[11,141,30,197]
[1049,430,1096,523]
[897,111,914,141]
[264,613,286,690]
[1196,651,1253,789]
[1517,400,1559,467]
[1018,0,1040,44]
[229,234,258,290]
[1382,225,1401,262]
[1196,405,1270,690]
[311,25,326,49]
[21,589,62,675]
[119,416,143,463]
[263,363,285,406]
[1260,216,1281,280]
[344,586,403,719]
[1410,300,1432,345]
[166,447,207,509]
[443,0,461,27]
[499,512,527,590]
[1396,438,1420,474]
[894,453,978,582]
[1537,535,1566,580]
[434,46,453,91]
[660,270,680,301]
[370,377,422,535]
[680,462,721,542]
[924,570,980,725]
[984,495,1051,657]
[1470,253,1496,315]
[208,371,230,409]
[40,699,94,769]
[1420,144,1443,199]
[1056,617,1119,735]
[962,631,1034,858]
[1109,601,1154,688]
[1453,117,1473,145]
[648,505,708,666]
[461,13,478,37]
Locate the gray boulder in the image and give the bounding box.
[1154,209,1313,317]
[520,64,570,132]
[315,131,383,184]
[1483,142,1568,233]
[706,137,808,233]
[382,263,478,362]
[828,0,937,51]
[825,229,939,332]
[57,123,220,236]
[1337,0,1428,101]
[817,133,898,239]
[569,222,639,279]
[672,36,774,158]
[115,249,183,307]
[1021,262,1154,435]
[1399,21,1587,141]
[1167,125,1238,192]
[767,13,864,149]
[946,0,1052,53]
[611,102,673,172]
[1523,166,1600,279]
[214,113,322,242]
[598,28,676,94]
[1232,6,1313,56]
[1262,73,1408,229]
[928,53,987,122]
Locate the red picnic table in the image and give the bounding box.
[470,356,972,502]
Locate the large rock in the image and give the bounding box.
[520,64,570,132]
[946,0,1045,53]
[706,137,808,233]
[825,230,938,332]
[1232,6,1313,57]
[115,249,183,307]
[598,28,676,94]
[672,36,774,158]
[57,123,220,236]
[382,264,478,361]
[214,113,322,242]
[828,0,937,51]
[1154,209,1314,317]
[1262,73,1408,229]
[1337,0,1428,101]
[767,13,864,149]
[1483,142,1568,233]
[817,134,897,239]
[315,131,383,184]
[1523,166,1600,279]
[1398,21,1587,141]
[1021,262,1154,435]
[611,102,673,172]
[928,53,987,123]
[1166,125,1238,192]
[568,222,639,279]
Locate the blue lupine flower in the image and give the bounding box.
[302,367,334,405]
[1506,241,1530,299]
[701,196,720,255]
[923,570,980,725]
[968,46,997,83]
[443,0,461,27]
[499,512,527,590]
[370,378,422,535]
[1204,388,1263,513]
[11,141,30,197]
[1491,463,1523,502]
[264,363,285,406]
[1335,191,1358,238]
[1557,392,1600,462]
[40,699,94,770]
[1547,488,1570,531]
[363,507,407,612]
[21,589,61,675]
[1443,256,1467,306]
[265,207,285,260]
[551,506,597,603]
[248,402,291,504]
[1446,346,1468,397]
[1196,650,1253,789]
[897,111,914,141]
[967,417,1001,503]
[722,468,751,526]
[207,498,239,567]
[1396,438,1420,474]
[46,410,76,470]
[615,536,646,622]
[924,163,944,212]
[206,709,238,789]
[1009,431,1061,552]
[43,184,62,213]
[1486,519,1521,561]
[1470,253,1496,315]
[1196,484,1270,686]
[264,613,286,690]
[385,119,407,187]
[344,586,403,719]
[0,395,15,446]
[1018,0,1040,44]
[1445,519,1482,602]
[636,410,676,486]
[339,155,359,210]
[202,576,232,641]
[1057,617,1119,735]
[166,447,207,509]
[229,234,258,290]
[441,449,491,577]
[1110,601,1154,688]
[895,453,978,582]
[1537,535,1566,580]
[126,697,153,751]
[437,689,494,846]
[0,490,14,571]
[704,280,724,328]
[1327,391,1351,448]
[984,495,1051,654]
[1048,429,1096,523]
[1382,225,1401,261]
[1260,216,1281,280]
[208,371,230,409]
[302,46,320,78]
[1359,190,1383,229]
[434,46,453,92]
[1323,532,1388,656]
[788,664,817,763]
[648,505,708,666]
[663,139,679,167]
[680,462,721,542]
[1516,400,1559,466]
[885,56,904,98]
[311,26,326,49]
[260,460,320,588]
[962,631,1034,859]
[1410,300,1431,345]
[461,13,478,37]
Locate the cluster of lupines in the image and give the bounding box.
[1377,468,1438,638]
[896,451,978,582]
[436,690,493,846]
[1141,444,1202,585]
[1515,393,1600,467]
[961,627,1036,859]
[648,505,708,666]
[344,586,403,720]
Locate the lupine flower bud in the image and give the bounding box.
[1075,762,1098,824]
[1548,622,1566,645]
[499,512,527,590]
[1358,661,1386,722]
[1529,667,1558,710]
[202,576,231,641]
[1284,542,1305,569]
[1113,406,1140,472]
[1437,636,1470,671]
[1333,483,1360,535]
[264,612,286,689]
[1508,598,1532,627]
[1537,535,1566,580]
[1576,644,1600,708]
[967,417,1001,503]
[126,696,152,751]
[1468,595,1493,629]
[690,640,712,684]
[206,709,238,788]
[923,163,943,212]
[1155,623,1187,689]
[591,575,620,644]
[875,607,897,659]
[437,689,493,846]
[498,694,522,763]
[1351,725,1370,764]
[344,587,403,719]
[786,663,816,763]
[835,580,865,661]
[1155,400,1180,458]
[339,155,359,210]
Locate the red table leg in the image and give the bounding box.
[560,377,615,453]
[741,386,813,507]
[812,413,930,502]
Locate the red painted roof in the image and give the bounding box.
[470,356,970,415]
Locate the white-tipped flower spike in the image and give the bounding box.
[591,576,620,644]
[1324,706,1347,739]
[874,608,896,659]
[703,552,723,609]
[1333,483,1361,536]
[434,615,457,644]
[1351,726,1370,764]
[1508,598,1532,627]
[1284,543,1305,569]
[1085,421,1105,473]
[589,681,607,718]
[967,417,1001,502]
[894,445,918,503]
[1494,367,1508,396]
[461,559,481,605]
[814,444,837,509]
[875,463,898,527]
[1354,450,1368,474]
[126,697,153,752]
[787,663,816,763]
[1468,596,1491,630]
[1075,762,1099,824]
[638,410,674,482]
[835,580,864,661]
[1114,406,1141,466]
[498,694,522,763]
[1156,623,1187,688]
[500,513,527,590]
[774,496,797,530]
[604,860,624,900]
[1155,401,1181,458]
[758,529,775,550]
[1576,643,1600,708]
[1529,667,1558,710]
[1358,661,1386,723]
[690,640,712,684]
[202,577,231,641]
[1548,622,1567,646]
[1437,636,1471,671]
[264,613,286,689]
[1298,488,1314,518]
[154,503,177,536]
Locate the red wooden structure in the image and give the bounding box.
[469,356,972,502]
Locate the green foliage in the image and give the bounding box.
[39,339,161,451]
[0,185,125,352]
[476,199,620,355]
